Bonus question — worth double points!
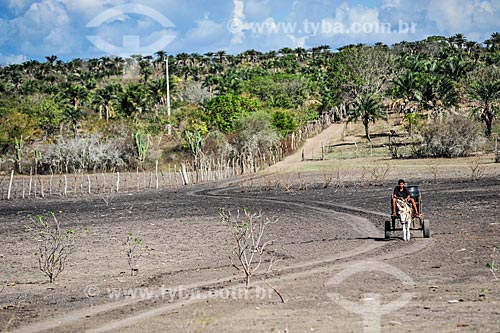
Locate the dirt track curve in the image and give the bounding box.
[2,124,499,332]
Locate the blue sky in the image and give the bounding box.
[1,0,499,65]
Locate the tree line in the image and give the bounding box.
[1,33,500,173]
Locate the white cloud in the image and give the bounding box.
[5,0,82,56]
[245,0,272,20]
[186,17,225,43]
[58,0,122,14]
[3,0,500,61]
[382,0,400,9]
[0,53,27,65]
[321,3,381,37]
[231,0,247,43]
[402,0,499,39]
[8,0,29,12]
[288,34,306,48]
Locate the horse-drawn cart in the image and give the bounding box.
[384,185,430,240]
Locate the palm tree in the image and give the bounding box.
[294,47,308,62]
[441,56,472,81]
[449,33,467,49]
[120,83,151,116]
[486,32,500,50]
[151,51,168,80]
[45,55,58,66]
[347,93,386,142]
[240,49,261,64]
[62,84,89,136]
[93,84,120,122]
[214,50,227,65]
[468,80,500,136]
[392,71,421,103]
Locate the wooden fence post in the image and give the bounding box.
[7,170,14,200]
[49,171,53,196]
[116,171,120,193]
[155,160,159,189]
[87,175,91,195]
[28,168,33,197]
[181,163,190,185]
[39,176,44,198]
[136,168,140,192]
[64,175,67,196]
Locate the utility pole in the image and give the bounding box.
[166,56,172,135]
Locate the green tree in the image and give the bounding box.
[120,83,151,116]
[271,109,298,137]
[93,84,121,122]
[232,111,279,173]
[0,107,39,153]
[28,96,66,140]
[347,93,386,142]
[468,80,500,136]
[242,74,311,109]
[204,95,259,133]
[62,84,89,136]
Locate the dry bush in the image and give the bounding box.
[40,135,134,174]
[296,173,308,191]
[427,160,440,183]
[123,233,153,276]
[468,156,485,181]
[487,247,498,281]
[25,213,88,283]
[280,174,294,192]
[219,209,276,287]
[323,163,346,190]
[414,115,484,158]
[361,162,392,185]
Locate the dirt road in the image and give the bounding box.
[1,124,500,332]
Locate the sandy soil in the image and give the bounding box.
[1,124,500,333]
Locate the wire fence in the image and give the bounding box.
[0,113,335,200]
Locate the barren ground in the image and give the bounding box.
[1,123,500,333]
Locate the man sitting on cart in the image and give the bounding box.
[392,179,420,217]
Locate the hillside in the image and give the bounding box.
[1,33,500,176]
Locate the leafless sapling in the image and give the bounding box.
[25,213,88,283]
[219,208,276,287]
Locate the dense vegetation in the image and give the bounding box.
[1,33,500,174]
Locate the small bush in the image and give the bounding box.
[413,115,484,158]
[123,233,153,276]
[25,213,88,283]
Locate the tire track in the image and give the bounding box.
[72,185,430,333]
[11,179,431,333]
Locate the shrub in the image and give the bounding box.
[25,213,88,283]
[204,95,260,133]
[272,109,298,137]
[232,111,279,155]
[413,115,484,158]
[41,135,133,173]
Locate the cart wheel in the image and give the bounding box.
[423,219,430,238]
[391,216,396,230]
[385,220,391,239]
